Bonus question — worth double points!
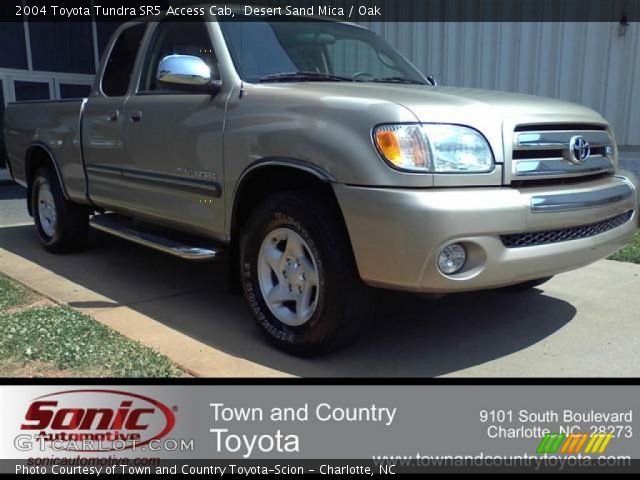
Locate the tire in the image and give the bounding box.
[503,276,553,292]
[240,191,370,355]
[30,167,89,253]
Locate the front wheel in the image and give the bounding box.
[240,192,370,355]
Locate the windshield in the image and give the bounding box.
[219,19,428,84]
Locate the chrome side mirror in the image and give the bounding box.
[157,54,219,92]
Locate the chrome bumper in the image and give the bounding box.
[530,179,633,213]
[334,174,638,293]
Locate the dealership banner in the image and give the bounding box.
[0,384,637,474]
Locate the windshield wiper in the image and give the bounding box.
[369,77,426,85]
[258,72,356,83]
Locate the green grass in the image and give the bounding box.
[608,231,640,264]
[0,275,35,311]
[0,358,107,377]
[0,275,182,377]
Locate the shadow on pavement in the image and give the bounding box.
[0,225,576,377]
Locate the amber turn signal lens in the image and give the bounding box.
[374,130,402,163]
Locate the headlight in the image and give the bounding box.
[374,124,494,173]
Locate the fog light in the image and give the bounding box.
[437,244,467,274]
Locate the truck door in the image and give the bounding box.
[82,23,147,209]
[121,19,226,239]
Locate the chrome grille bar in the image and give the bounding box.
[515,130,612,150]
[513,156,614,180]
[510,125,615,183]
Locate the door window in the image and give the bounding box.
[101,23,147,97]
[139,21,218,93]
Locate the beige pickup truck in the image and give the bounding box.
[4,13,638,354]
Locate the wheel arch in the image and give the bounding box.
[24,143,69,216]
[229,158,337,237]
[227,158,352,292]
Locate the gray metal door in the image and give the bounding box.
[82,23,147,209]
[121,20,226,238]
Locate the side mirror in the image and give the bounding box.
[427,74,438,86]
[157,54,221,93]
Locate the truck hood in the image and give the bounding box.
[277,83,605,124]
[263,82,608,166]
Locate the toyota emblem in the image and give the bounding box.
[568,136,590,164]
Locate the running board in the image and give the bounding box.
[90,213,222,261]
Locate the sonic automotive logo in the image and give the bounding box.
[20,389,175,452]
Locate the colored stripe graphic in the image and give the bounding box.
[584,433,613,454]
[538,433,614,455]
[571,433,590,453]
[597,433,614,453]
[537,433,565,453]
[561,433,588,453]
[537,434,552,453]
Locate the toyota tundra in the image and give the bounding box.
[4,12,638,354]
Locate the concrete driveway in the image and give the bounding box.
[1,164,639,377]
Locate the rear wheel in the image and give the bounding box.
[240,192,370,355]
[31,167,89,253]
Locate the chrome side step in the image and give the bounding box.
[90,213,222,261]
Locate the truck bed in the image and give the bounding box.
[4,99,89,202]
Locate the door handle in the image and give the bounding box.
[106,110,119,122]
[129,111,142,123]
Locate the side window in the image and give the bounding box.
[101,24,146,97]
[139,21,218,93]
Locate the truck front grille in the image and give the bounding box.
[501,210,633,248]
[509,124,615,183]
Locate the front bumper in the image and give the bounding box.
[334,174,638,293]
